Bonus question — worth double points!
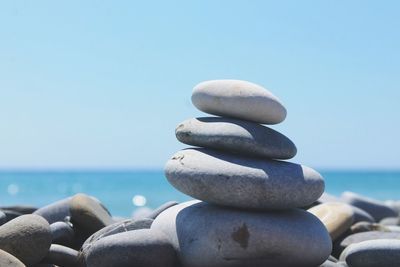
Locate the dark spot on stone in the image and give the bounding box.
[172,154,185,165]
[231,223,249,249]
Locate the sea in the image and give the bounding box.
[0,170,399,217]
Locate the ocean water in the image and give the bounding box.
[0,170,399,217]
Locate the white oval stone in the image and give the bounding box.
[152,200,332,267]
[165,148,324,210]
[192,80,286,124]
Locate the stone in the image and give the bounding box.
[152,201,332,267]
[308,202,354,241]
[319,260,345,267]
[50,221,75,247]
[340,239,400,267]
[69,193,113,234]
[0,211,6,226]
[351,206,375,223]
[147,201,179,219]
[380,217,400,225]
[0,205,37,214]
[42,244,82,267]
[83,229,177,267]
[33,198,71,224]
[81,218,153,253]
[3,210,22,222]
[341,192,397,221]
[175,117,296,159]
[192,79,287,124]
[0,249,25,267]
[0,214,52,265]
[165,148,324,210]
[340,231,400,249]
[350,222,390,234]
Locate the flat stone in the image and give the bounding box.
[341,192,397,221]
[340,239,400,267]
[165,148,324,210]
[0,249,25,267]
[42,244,83,267]
[152,200,331,267]
[175,117,297,159]
[380,217,400,225]
[351,206,375,223]
[50,221,75,247]
[83,229,177,267]
[33,198,71,224]
[0,205,37,214]
[81,218,153,253]
[192,79,287,124]
[340,231,400,249]
[69,193,113,234]
[308,202,354,241]
[350,222,390,234]
[0,214,52,266]
[3,210,22,222]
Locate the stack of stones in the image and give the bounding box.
[153,80,333,267]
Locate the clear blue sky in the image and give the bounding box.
[0,1,399,170]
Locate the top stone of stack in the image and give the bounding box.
[192,79,287,124]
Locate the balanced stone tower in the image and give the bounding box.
[152,80,332,267]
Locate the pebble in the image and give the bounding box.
[192,79,287,124]
[81,218,153,253]
[50,221,75,247]
[350,222,390,234]
[41,244,82,267]
[83,229,177,267]
[0,205,37,214]
[152,200,331,267]
[33,198,71,224]
[308,202,354,241]
[340,231,400,249]
[341,191,397,221]
[0,249,25,267]
[380,217,400,225]
[69,193,113,234]
[165,148,324,210]
[147,201,179,219]
[175,117,296,159]
[351,205,375,223]
[0,214,52,266]
[340,239,400,267]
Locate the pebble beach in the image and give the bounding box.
[1,80,400,267]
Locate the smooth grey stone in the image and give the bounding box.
[0,205,37,214]
[147,201,179,219]
[328,255,338,262]
[192,79,287,124]
[0,249,25,266]
[175,117,296,159]
[50,222,75,246]
[351,206,375,223]
[380,217,400,225]
[83,229,176,267]
[34,198,71,224]
[42,244,82,267]
[152,200,332,267]
[3,210,23,222]
[350,222,390,234]
[319,260,343,267]
[0,214,52,265]
[81,218,153,253]
[0,211,6,226]
[385,200,400,215]
[165,148,324,210]
[340,231,400,248]
[340,239,400,267]
[341,192,397,221]
[69,193,113,234]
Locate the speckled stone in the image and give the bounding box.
[175,117,296,159]
[0,214,52,266]
[83,229,177,267]
[165,148,324,210]
[0,249,25,267]
[308,202,354,241]
[69,193,113,234]
[341,192,397,221]
[192,80,287,124]
[340,239,400,267]
[81,218,153,253]
[42,244,82,267]
[152,200,332,267]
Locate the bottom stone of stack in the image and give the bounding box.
[151,200,332,267]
